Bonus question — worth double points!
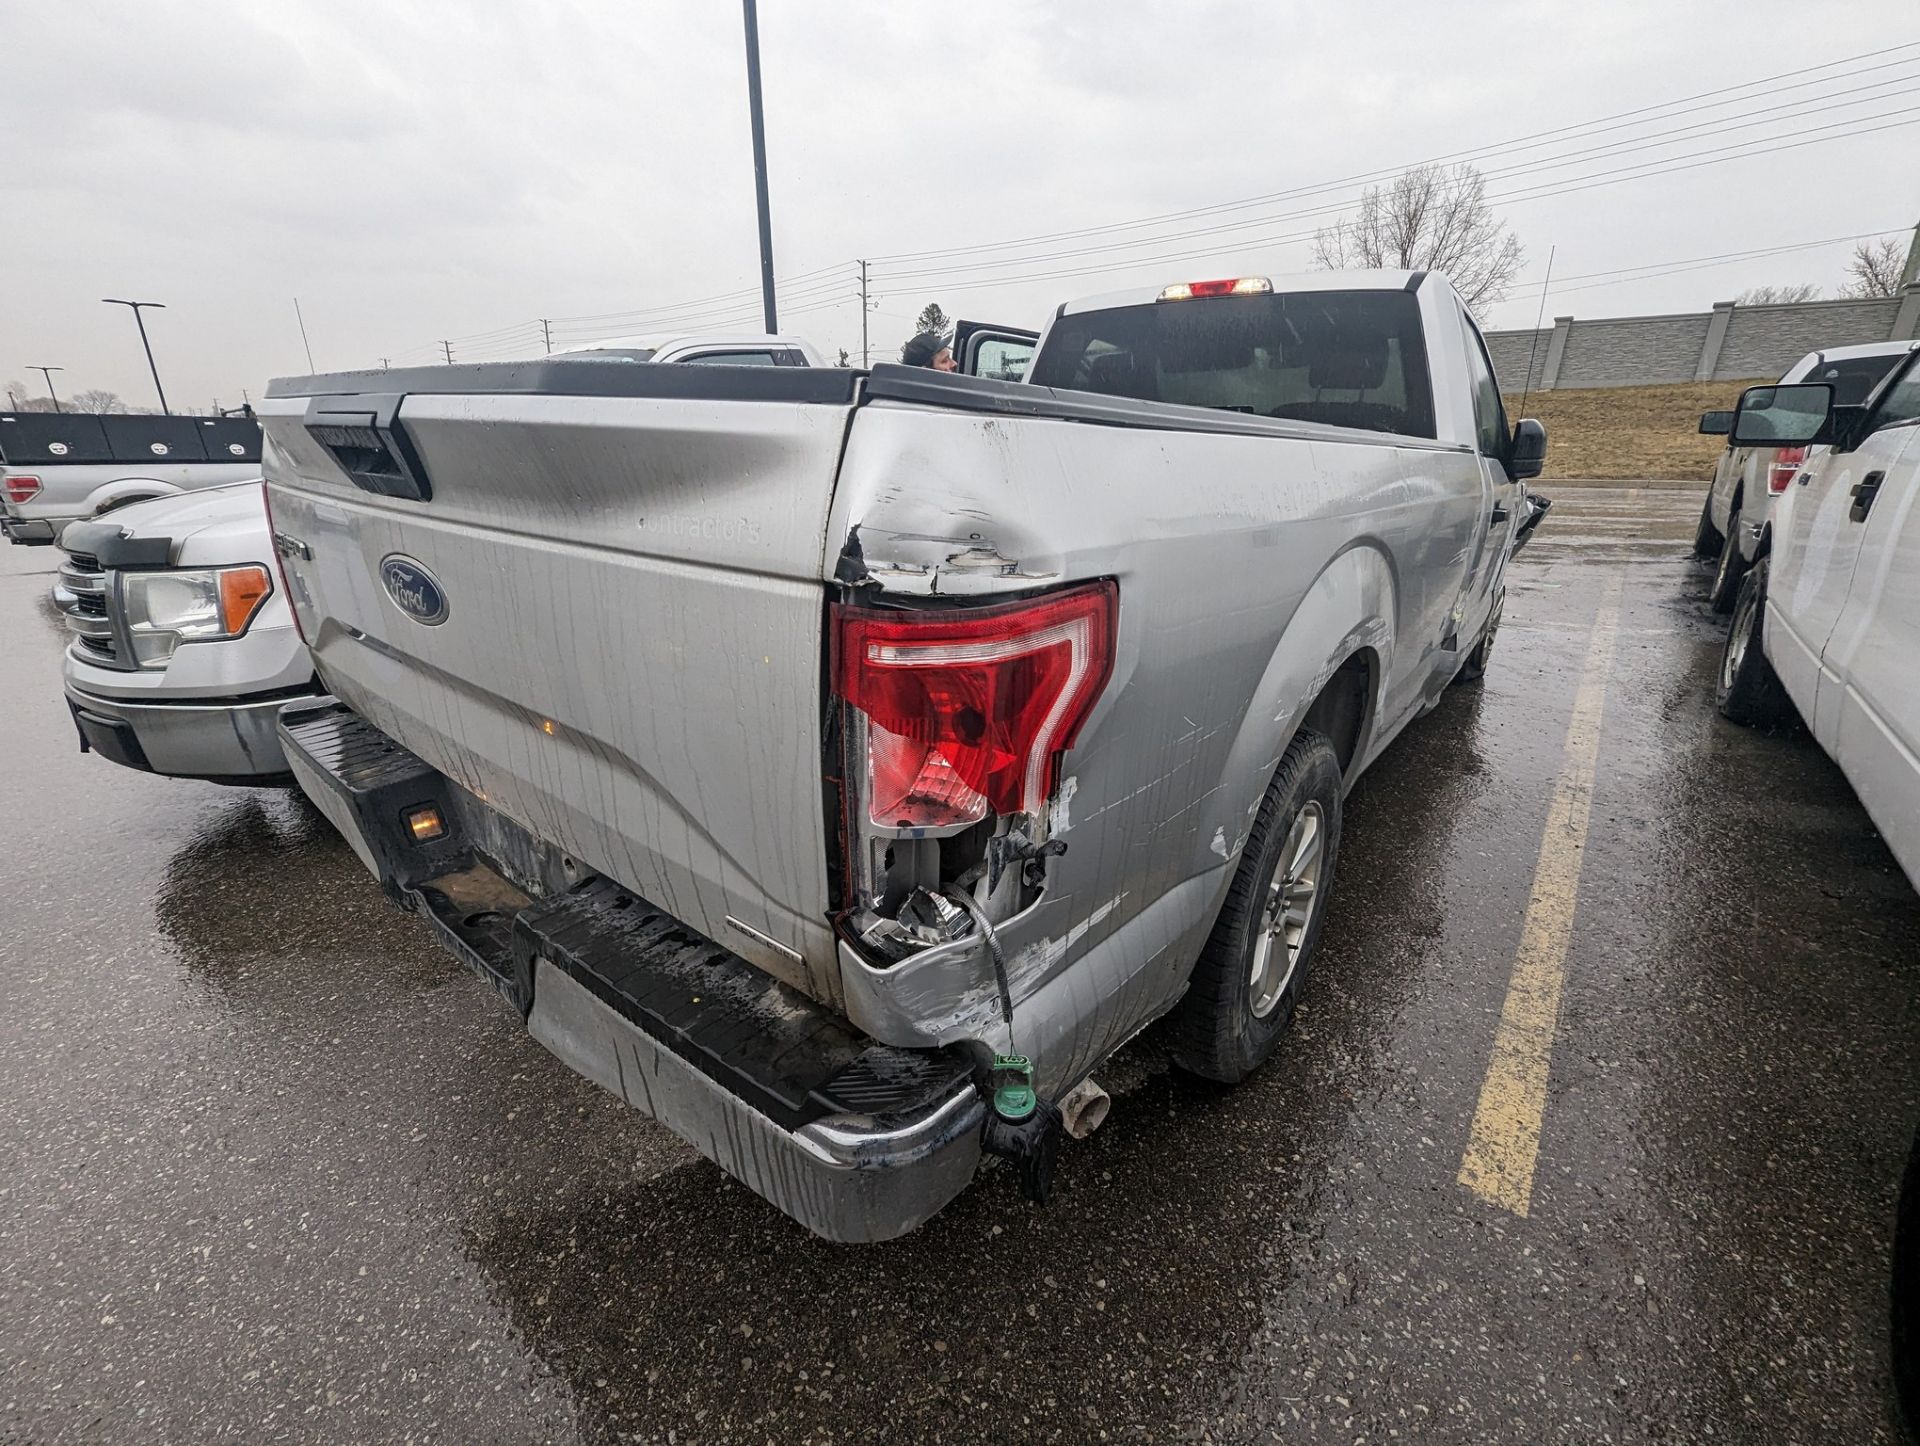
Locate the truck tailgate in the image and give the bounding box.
[259,365,858,1001]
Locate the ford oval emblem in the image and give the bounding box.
[380,555,449,625]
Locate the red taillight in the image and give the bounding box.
[1158,277,1272,302]
[833,581,1117,829]
[258,481,307,644]
[4,474,42,504]
[1768,446,1807,494]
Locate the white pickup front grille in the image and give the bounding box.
[58,553,124,665]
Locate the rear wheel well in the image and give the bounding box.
[95,493,161,515]
[1299,650,1374,775]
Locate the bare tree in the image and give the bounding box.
[1842,236,1908,299]
[915,302,950,336]
[1312,163,1524,315]
[69,388,130,414]
[1735,284,1822,305]
[4,382,59,412]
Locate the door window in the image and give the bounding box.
[1461,317,1510,460]
[972,336,1035,381]
[679,351,780,366]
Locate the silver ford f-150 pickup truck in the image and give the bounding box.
[259,269,1548,1240]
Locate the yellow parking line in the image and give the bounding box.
[1458,577,1623,1217]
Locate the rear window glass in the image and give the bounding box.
[1801,354,1907,407]
[1030,289,1436,440]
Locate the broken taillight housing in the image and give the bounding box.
[833,581,1117,831]
[1768,446,1807,494]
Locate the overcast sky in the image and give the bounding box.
[5,1,1916,409]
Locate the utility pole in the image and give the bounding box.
[858,260,870,367]
[539,319,553,354]
[440,341,455,364]
[29,366,65,412]
[741,0,778,334]
[293,297,317,372]
[102,298,170,414]
[378,358,391,369]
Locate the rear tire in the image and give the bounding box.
[1708,506,1748,614]
[1716,558,1796,730]
[1165,730,1343,1084]
[1694,494,1724,558]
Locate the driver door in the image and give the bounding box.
[1459,310,1526,642]
[1768,359,1920,744]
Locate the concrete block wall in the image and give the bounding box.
[1486,329,1551,393]
[1555,312,1712,387]
[1486,282,1920,391]
[1711,297,1904,379]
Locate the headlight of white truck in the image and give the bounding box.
[121,565,273,668]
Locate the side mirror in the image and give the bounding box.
[1698,410,1734,436]
[1508,418,1546,481]
[1730,383,1834,447]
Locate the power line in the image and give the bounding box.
[380,43,1920,364]
[1547,229,1908,295]
[869,40,1920,266]
[876,86,1920,285]
[877,111,1920,297]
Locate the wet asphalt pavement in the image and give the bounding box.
[3,486,1918,1445]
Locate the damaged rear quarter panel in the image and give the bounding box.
[828,402,1479,1091]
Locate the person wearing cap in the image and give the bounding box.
[901,332,957,371]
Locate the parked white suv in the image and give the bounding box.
[1716,353,1920,884]
[1695,341,1918,613]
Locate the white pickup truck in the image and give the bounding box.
[260,269,1548,1240]
[1716,354,1920,883]
[1,411,263,548]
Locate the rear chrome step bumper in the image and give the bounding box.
[529,961,984,1240]
[277,696,984,1242]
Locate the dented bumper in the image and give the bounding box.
[277,697,984,1243]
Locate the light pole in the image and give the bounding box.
[741,0,777,334]
[29,366,65,412]
[101,298,170,414]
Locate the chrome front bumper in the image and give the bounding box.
[65,685,301,783]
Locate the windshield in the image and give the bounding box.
[1029,289,1436,439]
